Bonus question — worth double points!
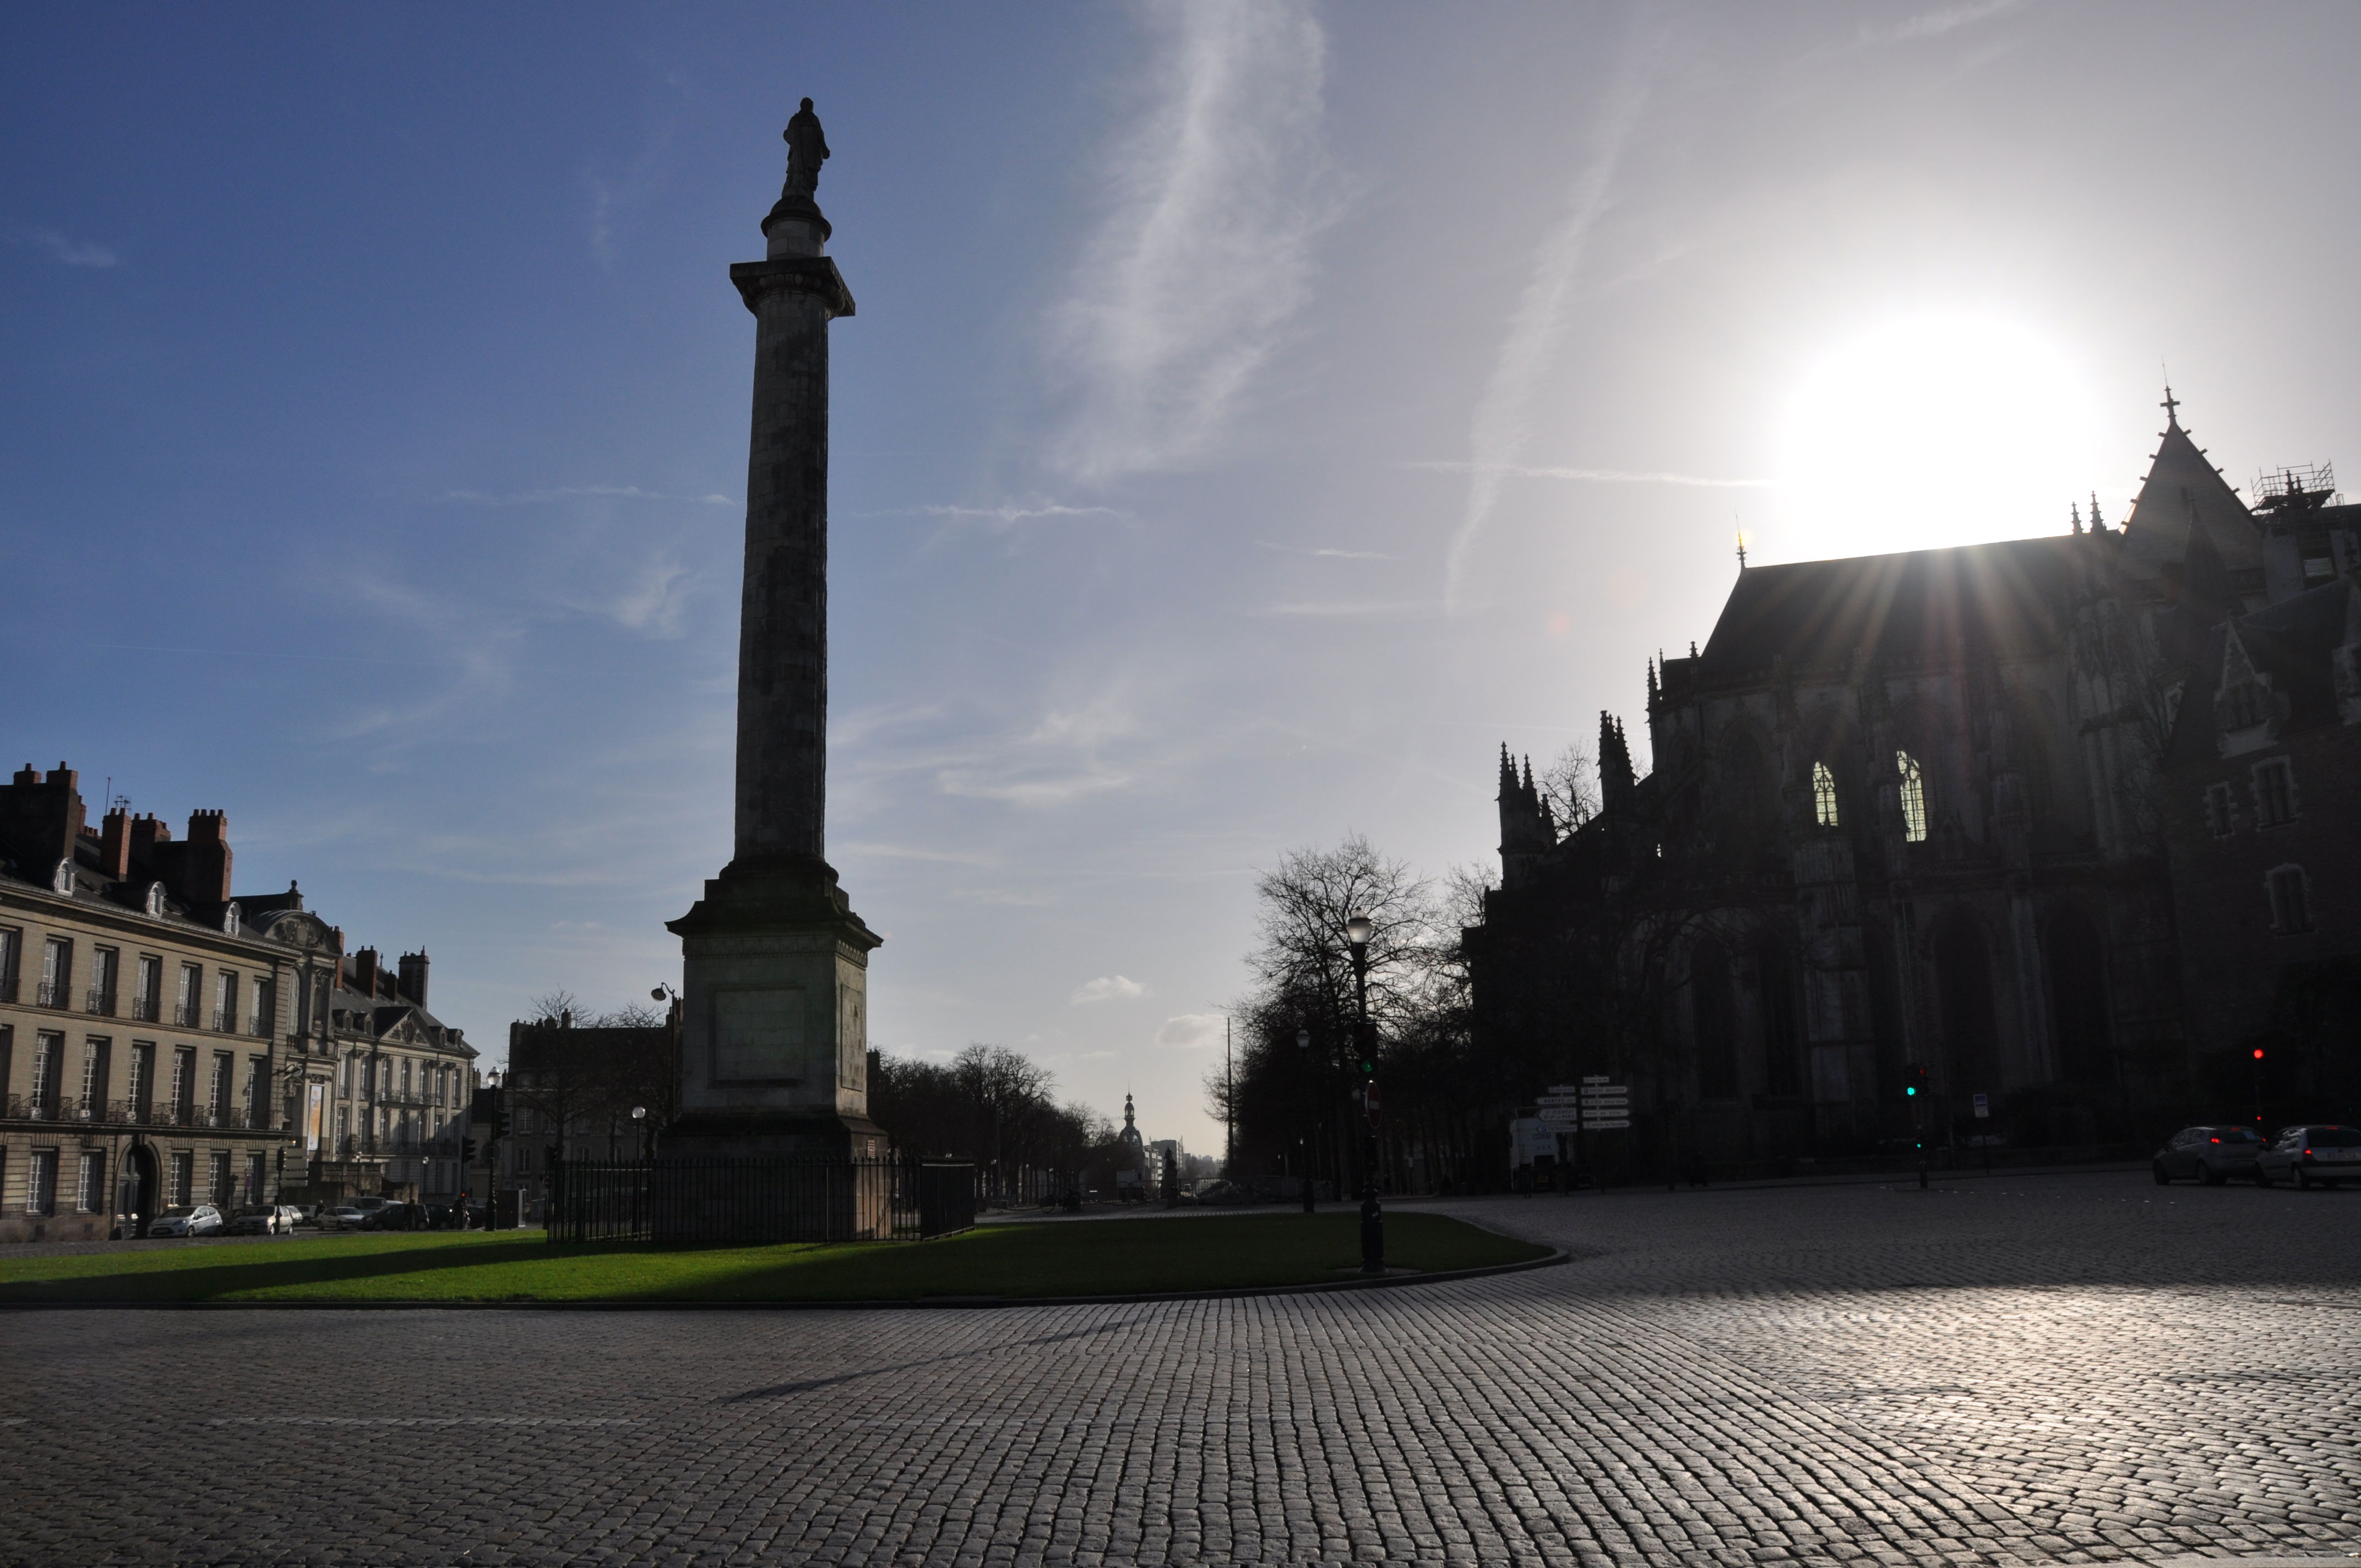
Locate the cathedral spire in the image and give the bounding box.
[2070,501,2083,537]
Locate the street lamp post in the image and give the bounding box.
[1296,1026,1315,1213]
[1345,914,1383,1275]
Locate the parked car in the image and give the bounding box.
[147,1204,224,1238]
[2255,1125,2361,1189]
[364,1202,427,1231]
[320,1205,369,1231]
[2152,1125,2265,1185]
[1192,1180,1253,1206]
[224,1204,304,1235]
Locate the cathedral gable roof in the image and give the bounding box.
[1696,537,2077,681]
[2121,417,2260,578]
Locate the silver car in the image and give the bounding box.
[2255,1125,2361,1189]
[225,1204,303,1235]
[147,1204,223,1237]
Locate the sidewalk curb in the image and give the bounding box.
[0,1245,1576,1313]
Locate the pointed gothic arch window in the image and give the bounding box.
[1896,752,1929,842]
[1811,761,1840,828]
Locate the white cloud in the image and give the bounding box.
[864,503,1124,527]
[1048,0,1337,481]
[25,230,118,268]
[1153,1013,1226,1050]
[1255,541,1401,562]
[436,485,735,507]
[1444,34,1661,611]
[1407,461,1772,489]
[1070,974,1149,1005]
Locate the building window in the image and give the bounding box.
[0,926,19,1003]
[171,1046,194,1123]
[175,964,201,1028]
[209,1150,231,1206]
[29,1032,61,1118]
[38,937,72,1008]
[336,1104,350,1151]
[245,1057,265,1126]
[249,978,273,1037]
[338,1052,352,1096]
[129,1042,153,1122]
[79,1038,106,1120]
[133,955,161,1021]
[244,1153,265,1205]
[1812,761,1840,828]
[86,947,117,1015]
[213,972,238,1033]
[311,974,328,1035]
[79,1151,106,1213]
[209,1053,233,1126]
[1896,752,1929,843]
[2203,782,2235,839]
[2252,758,2298,827]
[2266,865,2314,935]
[26,1149,57,1215]
[169,1150,192,1206]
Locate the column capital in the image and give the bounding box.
[729,257,855,319]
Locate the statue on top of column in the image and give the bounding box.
[782,97,830,198]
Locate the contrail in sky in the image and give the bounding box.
[1444,26,1666,612]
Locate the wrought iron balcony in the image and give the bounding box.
[85,987,116,1016]
[174,1001,200,1028]
[131,994,160,1022]
[35,979,67,1008]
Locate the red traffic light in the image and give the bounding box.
[2253,1048,2266,1060]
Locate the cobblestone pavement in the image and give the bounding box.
[4,1169,2357,1567]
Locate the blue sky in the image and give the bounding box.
[7,2,2358,1152]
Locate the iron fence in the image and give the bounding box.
[548,1156,976,1245]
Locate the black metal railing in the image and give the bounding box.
[0,1096,279,1130]
[548,1157,976,1245]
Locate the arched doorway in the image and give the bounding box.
[1933,914,2000,1100]
[2045,909,2113,1085]
[120,1143,158,1238]
[1691,936,1739,1100]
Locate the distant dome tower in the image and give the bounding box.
[1116,1095,1147,1199]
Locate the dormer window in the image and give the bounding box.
[221,902,241,935]
[1811,762,1840,828]
[52,858,73,894]
[1896,752,1929,843]
[144,881,166,918]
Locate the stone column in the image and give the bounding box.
[665,113,885,1181]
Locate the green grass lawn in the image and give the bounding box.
[0,1211,1550,1304]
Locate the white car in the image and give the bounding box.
[2256,1125,2361,1189]
[320,1205,369,1231]
[147,1204,223,1238]
[225,1204,304,1235]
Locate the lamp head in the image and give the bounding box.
[1345,916,1374,947]
[1296,1027,1310,1050]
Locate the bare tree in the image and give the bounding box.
[1539,743,1599,836]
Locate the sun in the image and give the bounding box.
[1767,312,2099,565]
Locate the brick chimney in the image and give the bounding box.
[97,808,132,880]
[0,762,86,879]
[352,948,380,999]
[179,810,233,906]
[397,950,430,1009]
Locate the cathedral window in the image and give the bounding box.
[1811,762,1840,828]
[1896,752,1928,842]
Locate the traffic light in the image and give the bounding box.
[461,1137,478,1163]
[491,1097,510,1142]
[1905,1064,1928,1097]
[2253,1048,2266,1061]
[1353,1021,1378,1077]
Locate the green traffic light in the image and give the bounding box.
[1905,1086,1917,1096]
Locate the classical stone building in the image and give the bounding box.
[0,764,476,1238]
[1471,397,2361,1168]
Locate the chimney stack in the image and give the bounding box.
[397,950,430,1009]
[98,808,132,879]
[180,810,232,905]
[352,948,379,999]
[0,761,87,879]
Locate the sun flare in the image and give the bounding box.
[1768,313,2099,566]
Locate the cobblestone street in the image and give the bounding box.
[4,1169,2357,1566]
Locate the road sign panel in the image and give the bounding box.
[1971,1092,1990,1119]
[1582,1117,1633,1130]
[1536,1107,1581,1124]
[1536,1094,1582,1107]
[1582,1076,1608,1085]
[1547,1084,1583,1095]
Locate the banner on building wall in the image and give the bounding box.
[305,1083,324,1153]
